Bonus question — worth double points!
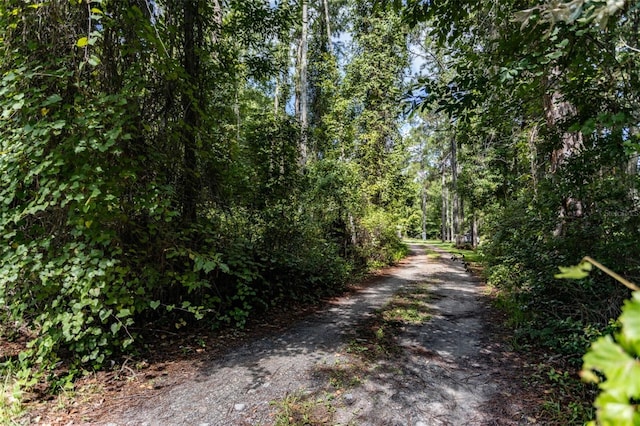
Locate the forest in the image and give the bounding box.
[1,0,640,424]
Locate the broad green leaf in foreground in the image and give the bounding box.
[619,293,640,343]
[555,261,593,279]
[582,292,640,424]
[583,336,640,395]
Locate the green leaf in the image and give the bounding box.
[618,293,640,355]
[594,388,639,426]
[51,120,66,130]
[110,322,121,334]
[580,369,600,384]
[76,37,89,48]
[99,309,112,322]
[149,300,161,310]
[87,55,100,67]
[545,50,564,61]
[11,99,24,110]
[42,94,62,106]
[584,336,622,368]
[116,308,131,318]
[555,261,593,279]
[583,335,640,396]
[581,118,597,134]
[619,293,640,342]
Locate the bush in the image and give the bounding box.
[482,191,630,360]
[357,208,408,268]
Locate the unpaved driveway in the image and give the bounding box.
[98,244,531,425]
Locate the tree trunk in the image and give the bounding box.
[449,190,453,242]
[628,151,639,207]
[298,0,309,166]
[529,124,539,197]
[323,0,332,46]
[212,0,222,41]
[421,182,427,240]
[274,78,280,115]
[451,136,462,246]
[441,163,447,242]
[472,211,478,248]
[543,67,583,236]
[349,212,357,246]
[544,67,583,173]
[181,0,199,224]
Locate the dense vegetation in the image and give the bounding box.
[2,0,640,423]
[0,0,411,374]
[399,0,640,423]
[403,0,640,361]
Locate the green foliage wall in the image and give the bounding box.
[0,0,410,375]
[396,0,640,366]
[0,0,150,367]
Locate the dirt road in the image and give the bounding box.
[97,244,531,425]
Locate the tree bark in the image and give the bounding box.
[449,189,453,242]
[181,0,200,224]
[529,124,539,197]
[298,0,309,166]
[274,78,280,115]
[349,212,357,246]
[451,136,462,246]
[543,67,584,236]
[441,162,447,242]
[544,67,583,174]
[421,182,427,240]
[323,0,332,46]
[627,149,638,206]
[212,0,222,42]
[472,211,478,248]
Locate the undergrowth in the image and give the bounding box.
[271,391,336,426]
[486,270,609,424]
[0,362,29,426]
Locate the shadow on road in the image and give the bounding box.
[99,244,534,426]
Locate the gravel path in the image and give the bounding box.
[99,244,531,426]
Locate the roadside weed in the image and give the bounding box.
[271,391,335,426]
[0,366,25,425]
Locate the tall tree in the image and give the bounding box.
[297,0,310,166]
[180,0,201,224]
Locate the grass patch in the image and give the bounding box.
[316,359,366,390]
[348,281,432,361]
[271,358,365,425]
[424,247,440,259]
[407,239,485,278]
[404,238,482,263]
[0,366,26,425]
[423,240,483,263]
[271,391,335,426]
[528,363,596,425]
[381,286,431,325]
